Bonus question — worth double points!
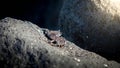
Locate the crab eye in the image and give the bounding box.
[52,41,57,44]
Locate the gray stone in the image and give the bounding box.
[0,17,120,68]
[59,0,120,57]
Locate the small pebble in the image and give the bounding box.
[34,40,37,42]
[104,64,108,67]
[70,47,73,50]
[61,52,64,55]
[66,51,69,53]
[31,42,34,45]
[74,57,81,62]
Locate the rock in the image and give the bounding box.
[59,0,120,60]
[0,17,120,68]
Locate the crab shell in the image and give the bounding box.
[55,37,66,46]
[47,31,62,39]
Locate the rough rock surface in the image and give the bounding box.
[59,0,120,60]
[0,17,120,68]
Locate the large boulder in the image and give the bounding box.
[0,17,120,68]
[59,0,120,59]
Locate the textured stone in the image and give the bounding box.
[59,0,120,59]
[0,17,120,68]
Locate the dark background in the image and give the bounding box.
[0,0,63,29]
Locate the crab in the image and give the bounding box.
[43,29,66,47]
